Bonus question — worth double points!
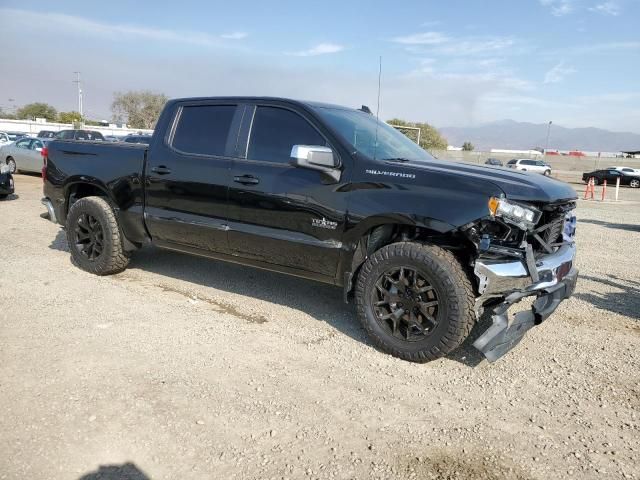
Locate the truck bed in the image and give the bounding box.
[43,140,149,243]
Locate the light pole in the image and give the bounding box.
[544,120,553,155]
[73,72,83,120]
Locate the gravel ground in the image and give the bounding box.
[1,174,639,480]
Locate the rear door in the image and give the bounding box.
[227,103,345,278]
[144,101,242,253]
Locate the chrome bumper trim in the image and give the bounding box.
[41,197,57,223]
[475,243,576,300]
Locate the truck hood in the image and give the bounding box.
[395,159,578,204]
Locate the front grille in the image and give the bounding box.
[530,202,576,254]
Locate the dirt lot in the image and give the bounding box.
[1,174,639,480]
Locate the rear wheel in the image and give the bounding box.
[355,242,475,363]
[6,157,16,174]
[593,177,601,185]
[630,178,640,188]
[65,196,130,275]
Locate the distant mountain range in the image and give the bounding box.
[438,120,640,152]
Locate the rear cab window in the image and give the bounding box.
[171,105,236,156]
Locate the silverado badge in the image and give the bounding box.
[312,217,338,230]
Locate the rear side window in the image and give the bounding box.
[248,106,325,164]
[521,160,535,165]
[172,105,236,156]
[56,130,75,139]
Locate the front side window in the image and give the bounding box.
[172,105,236,156]
[314,107,434,162]
[31,140,43,150]
[248,106,325,163]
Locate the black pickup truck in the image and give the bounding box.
[42,97,578,362]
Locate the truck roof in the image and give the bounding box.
[169,96,355,111]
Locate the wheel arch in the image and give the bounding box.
[63,180,140,252]
[339,214,473,302]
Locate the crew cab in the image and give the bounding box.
[42,97,578,363]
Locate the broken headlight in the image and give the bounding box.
[488,197,541,231]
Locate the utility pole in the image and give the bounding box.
[544,120,553,155]
[73,72,83,120]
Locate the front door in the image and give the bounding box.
[227,104,346,278]
[144,102,242,253]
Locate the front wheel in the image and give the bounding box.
[544,170,551,176]
[6,157,16,174]
[65,196,130,275]
[355,242,475,363]
[630,178,640,188]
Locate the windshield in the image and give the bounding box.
[313,107,435,162]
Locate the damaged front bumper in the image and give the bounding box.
[472,243,578,362]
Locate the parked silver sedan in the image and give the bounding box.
[1,137,47,174]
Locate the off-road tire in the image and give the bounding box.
[355,242,475,363]
[65,196,130,275]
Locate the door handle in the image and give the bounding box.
[151,166,172,175]
[233,175,260,185]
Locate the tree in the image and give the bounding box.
[58,111,83,124]
[16,102,58,121]
[0,107,16,119]
[111,91,168,129]
[462,141,474,151]
[387,118,448,151]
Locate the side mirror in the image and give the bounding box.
[290,145,340,181]
[35,147,43,152]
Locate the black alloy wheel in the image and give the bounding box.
[74,213,105,260]
[371,266,439,342]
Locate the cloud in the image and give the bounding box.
[392,32,449,45]
[220,32,248,40]
[0,8,245,47]
[539,0,574,16]
[589,1,621,15]
[288,43,344,56]
[549,41,640,55]
[543,62,576,83]
[393,31,516,56]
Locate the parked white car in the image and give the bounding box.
[506,158,552,176]
[0,132,11,147]
[2,137,47,174]
[607,166,640,177]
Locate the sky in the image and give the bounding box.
[0,0,639,132]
